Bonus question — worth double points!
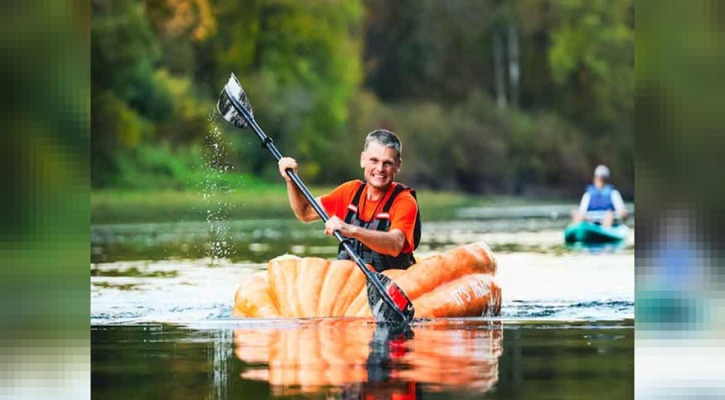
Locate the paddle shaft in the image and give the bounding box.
[224,87,406,321]
[247,116,367,266]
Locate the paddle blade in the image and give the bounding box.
[217,73,254,129]
[367,273,415,323]
[366,322,414,383]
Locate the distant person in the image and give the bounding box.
[571,165,628,227]
[277,129,421,272]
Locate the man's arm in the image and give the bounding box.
[324,217,405,256]
[279,157,321,223]
[578,192,591,214]
[286,181,322,222]
[611,190,628,220]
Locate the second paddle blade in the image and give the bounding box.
[217,73,254,129]
[367,272,415,323]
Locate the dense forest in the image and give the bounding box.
[91,0,633,198]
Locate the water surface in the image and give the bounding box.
[91,217,634,398]
[92,320,632,399]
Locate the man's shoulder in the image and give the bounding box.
[393,182,416,195]
[391,183,418,209]
[335,180,363,196]
[338,179,363,190]
[324,180,363,202]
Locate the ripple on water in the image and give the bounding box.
[91,252,633,324]
[503,300,635,320]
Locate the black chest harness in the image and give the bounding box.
[337,181,421,272]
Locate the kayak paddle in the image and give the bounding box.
[216,73,414,324]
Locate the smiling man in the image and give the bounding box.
[278,129,421,272]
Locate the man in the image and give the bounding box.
[571,164,628,227]
[278,129,420,272]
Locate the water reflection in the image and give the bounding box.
[565,240,630,254]
[91,321,633,399]
[232,319,503,397]
[209,329,233,400]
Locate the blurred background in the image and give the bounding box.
[91,0,633,204]
[8,0,725,398]
[87,3,637,398]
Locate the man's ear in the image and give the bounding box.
[360,151,365,168]
[395,158,402,173]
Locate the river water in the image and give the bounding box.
[91,217,634,399]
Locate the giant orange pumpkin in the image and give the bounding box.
[233,241,502,318]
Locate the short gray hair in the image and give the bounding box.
[364,129,402,161]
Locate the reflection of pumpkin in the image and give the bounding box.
[233,241,501,318]
[233,320,503,395]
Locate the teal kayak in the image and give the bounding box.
[564,221,629,244]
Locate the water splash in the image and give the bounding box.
[208,329,233,400]
[203,112,235,267]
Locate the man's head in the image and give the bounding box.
[360,129,402,190]
[593,164,610,187]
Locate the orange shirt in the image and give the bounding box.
[320,180,418,254]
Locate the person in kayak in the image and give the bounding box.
[278,129,420,272]
[571,164,628,227]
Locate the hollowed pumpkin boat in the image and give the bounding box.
[233,241,502,319]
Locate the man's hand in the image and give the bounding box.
[326,216,405,256]
[324,216,356,237]
[278,157,298,182]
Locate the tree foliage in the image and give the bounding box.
[91,0,633,198]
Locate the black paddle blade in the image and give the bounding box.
[216,73,254,129]
[367,272,415,323]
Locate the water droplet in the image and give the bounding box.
[203,112,235,266]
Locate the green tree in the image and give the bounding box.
[547,0,634,194]
[91,0,164,185]
[364,0,494,102]
[206,0,364,181]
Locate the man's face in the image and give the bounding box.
[360,141,401,190]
